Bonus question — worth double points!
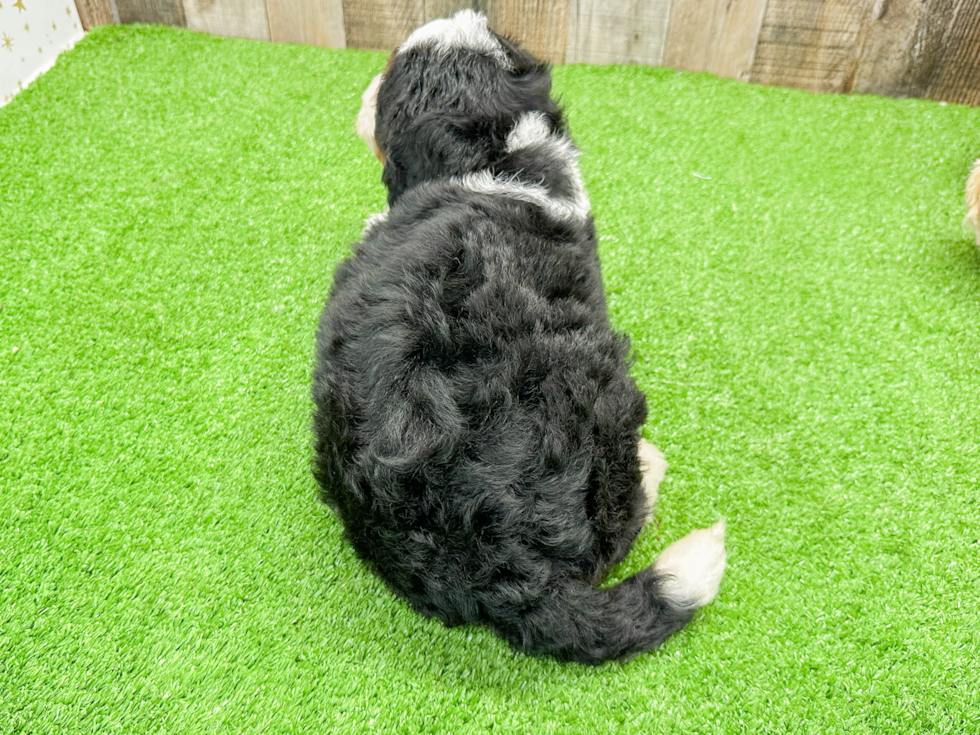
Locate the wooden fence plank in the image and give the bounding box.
[75,0,115,29]
[926,0,980,106]
[425,0,473,21]
[749,0,873,94]
[267,0,345,47]
[663,0,768,80]
[183,0,271,41]
[342,0,422,51]
[853,0,980,105]
[344,1,566,63]
[115,0,186,26]
[565,0,670,66]
[421,1,569,64]
[854,0,954,98]
[483,0,568,64]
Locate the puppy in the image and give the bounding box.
[967,159,980,246]
[312,10,725,664]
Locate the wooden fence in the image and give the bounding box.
[74,0,980,106]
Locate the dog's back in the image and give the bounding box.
[312,11,725,664]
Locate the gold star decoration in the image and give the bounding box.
[24,23,29,31]
[53,22,57,30]
[1,33,12,51]
[13,0,25,12]
[66,6,72,15]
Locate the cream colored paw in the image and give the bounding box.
[638,438,667,515]
[653,519,727,609]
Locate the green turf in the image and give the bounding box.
[2,23,978,734]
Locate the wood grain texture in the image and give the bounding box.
[98,0,980,106]
[852,0,980,105]
[854,0,954,98]
[565,0,671,65]
[750,0,874,94]
[424,0,473,20]
[484,0,568,64]
[74,0,116,28]
[923,0,980,106]
[421,1,568,63]
[268,0,345,47]
[183,0,271,41]
[663,0,768,80]
[115,0,187,26]
[342,0,422,50]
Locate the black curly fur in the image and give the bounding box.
[311,19,695,664]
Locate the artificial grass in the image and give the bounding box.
[2,22,978,733]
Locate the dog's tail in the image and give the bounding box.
[494,520,726,664]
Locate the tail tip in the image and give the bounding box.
[709,517,726,538]
[653,518,727,610]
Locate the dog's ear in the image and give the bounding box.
[493,32,548,76]
[381,156,408,206]
[382,112,515,205]
[449,113,516,152]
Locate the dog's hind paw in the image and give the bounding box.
[638,438,667,516]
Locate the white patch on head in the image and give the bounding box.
[356,73,384,161]
[965,158,980,246]
[457,171,590,223]
[398,10,513,69]
[653,519,727,609]
[638,438,667,516]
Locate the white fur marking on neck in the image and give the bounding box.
[502,112,591,219]
[398,10,513,69]
[504,112,551,153]
[457,171,591,222]
[362,210,389,238]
